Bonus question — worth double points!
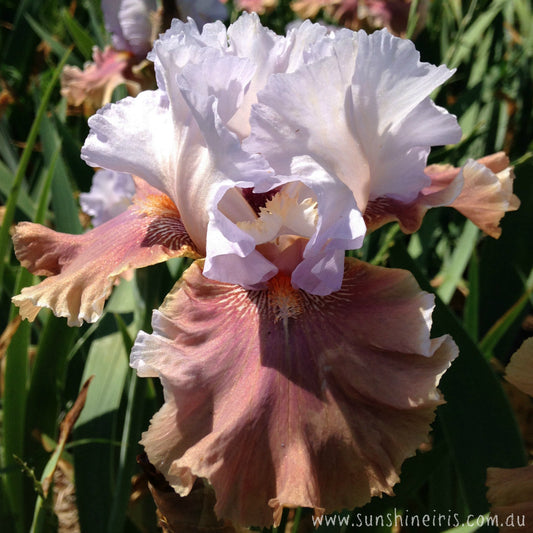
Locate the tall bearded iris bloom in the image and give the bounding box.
[60,0,228,114]
[14,12,511,526]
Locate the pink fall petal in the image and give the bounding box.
[486,466,533,533]
[430,153,519,239]
[132,259,457,527]
[365,152,519,238]
[60,47,136,113]
[12,179,199,326]
[233,0,278,14]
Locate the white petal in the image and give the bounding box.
[102,0,156,57]
[79,169,135,226]
[246,28,461,214]
[289,156,366,293]
[81,90,213,253]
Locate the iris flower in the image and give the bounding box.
[60,0,227,114]
[13,13,519,526]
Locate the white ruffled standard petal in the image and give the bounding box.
[246,28,461,213]
[171,50,289,288]
[81,89,216,254]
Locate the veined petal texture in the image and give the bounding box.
[131,259,457,526]
[12,179,198,326]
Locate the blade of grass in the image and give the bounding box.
[463,251,480,341]
[107,367,146,533]
[74,331,130,533]
[0,160,37,220]
[82,0,107,49]
[39,114,83,234]
[0,48,71,295]
[25,15,76,64]
[60,7,95,60]
[442,518,485,533]
[33,146,60,225]
[0,121,20,173]
[22,314,79,533]
[479,269,533,357]
[437,220,479,304]
[1,315,30,533]
[405,0,420,40]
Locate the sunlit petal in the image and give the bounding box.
[81,89,218,253]
[246,28,460,214]
[132,259,456,526]
[12,179,198,326]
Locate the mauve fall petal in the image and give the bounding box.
[486,466,533,532]
[12,179,198,326]
[131,259,457,526]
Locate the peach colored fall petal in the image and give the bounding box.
[131,259,457,527]
[486,465,533,533]
[60,47,137,114]
[504,338,533,397]
[424,152,519,238]
[365,152,519,237]
[12,178,199,326]
[447,163,519,238]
